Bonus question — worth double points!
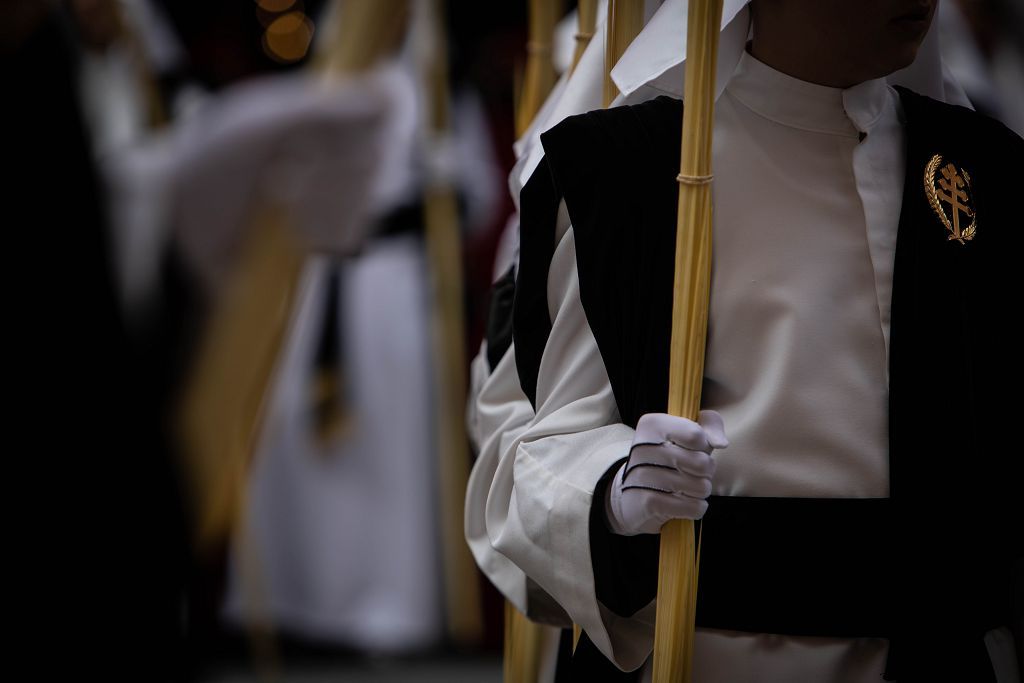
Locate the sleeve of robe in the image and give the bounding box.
[475,99,687,670]
[465,338,545,617]
[478,219,659,670]
[465,251,573,626]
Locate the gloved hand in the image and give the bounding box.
[604,410,728,536]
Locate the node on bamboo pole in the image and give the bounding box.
[515,0,558,137]
[570,0,599,76]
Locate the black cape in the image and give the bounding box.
[513,90,1024,682]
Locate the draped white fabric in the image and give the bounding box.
[223,240,442,652]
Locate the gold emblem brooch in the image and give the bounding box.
[924,154,976,244]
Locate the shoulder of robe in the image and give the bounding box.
[896,86,1024,154]
[513,96,685,411]
[514,97,685,426]
[896,86,1024,252]
[537,96,684,239]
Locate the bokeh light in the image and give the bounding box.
[254,0,297,13]
[262,11,314,63]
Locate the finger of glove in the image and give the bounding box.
[634,413,711,452]
[627,441,716,479]
[622,489,709,533]
[698,409,729,450]
[623,462,713,498]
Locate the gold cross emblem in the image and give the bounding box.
[924,154,977,244]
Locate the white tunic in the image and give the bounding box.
[223,242,443,653]
[486,50,907,681]
[705,50,901,499]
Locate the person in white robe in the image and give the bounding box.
[468,0,964,630]
[216,0,504,650]
[468,0,1022,681]
[164,57,441,651]
[70,0,201,319]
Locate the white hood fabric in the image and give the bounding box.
[610,0,970,107]
[172,63,417,292]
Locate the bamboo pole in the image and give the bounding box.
[178,204,302,680]
[180,206,304,549]
[507,1,649,676]
[602,0,644,107]
[504,601,515,681]
[422,0,485,647]
[515,0,558,137]
[504,601,547,683]
[317,0,410,76]
[651,1,725,682]
[507,1,647,676]
[569,0,599,76]
[506,1,564,677]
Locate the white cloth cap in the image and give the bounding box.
[172,62,417,291]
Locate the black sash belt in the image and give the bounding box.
[589,488,1000,681]
[695,496,893,638]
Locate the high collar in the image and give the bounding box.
[725,50,890,137]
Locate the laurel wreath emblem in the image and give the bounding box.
[924,153,977,244]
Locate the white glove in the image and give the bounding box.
[604,410,728,536]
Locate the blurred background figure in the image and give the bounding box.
[206,0,454,657]
[164,0,504,677]
[2,2,194,681]
[4,0,512,680]
[68,0,204,324]
[173,16,426,657]
[31,0,512,679]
